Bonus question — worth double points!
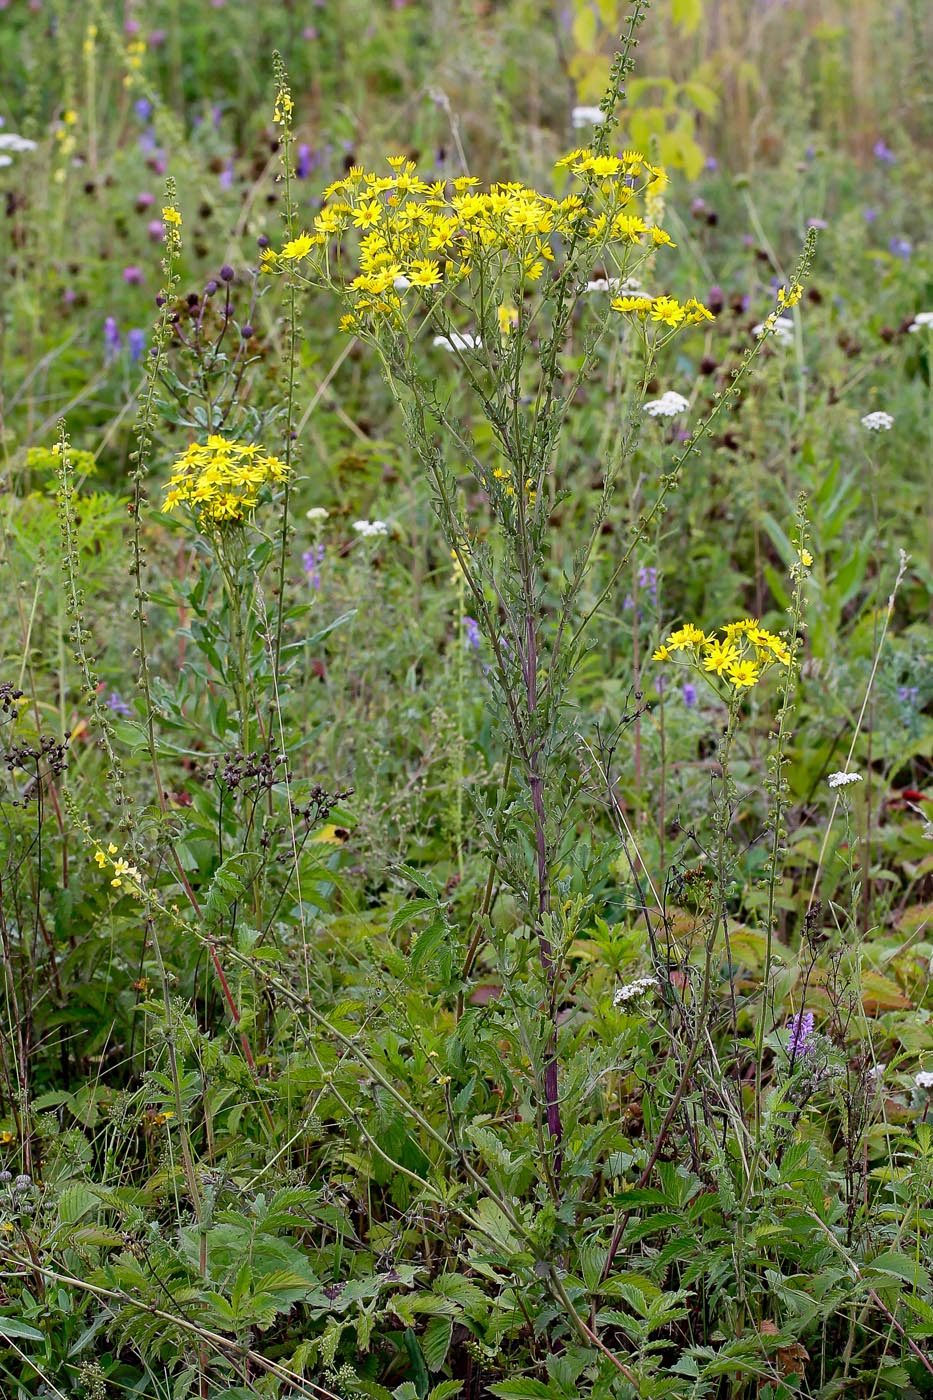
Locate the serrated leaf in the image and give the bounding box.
[421,1315,453,1371]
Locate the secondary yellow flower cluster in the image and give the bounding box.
[261,150,712,335]
[652,617,791,692]
[93,842,141,893]
[26,444,97,476]
[161,435,289,528]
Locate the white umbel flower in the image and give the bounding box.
[0,134,38,153]
[571,106,605,129]
[753,315,794,345]
[915,1070,933,1090]
[306,507,329,522]
[828,771,862,789]
[613,977,658,1006]
[433,333,481,352]
[860,411,894,431]
[352,519,389,538]
[584,277,651,297]
[908,311,933,332]
[643,391,690,418]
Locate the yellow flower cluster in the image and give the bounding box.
[161,435,289,528]
[93,842,141,893]
[261,150,711,335]
[26,444,97,476]
[652,617,791,692]
[610,291,713,327]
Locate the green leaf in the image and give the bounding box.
[390,898,439,934]
[411,919,449,971]
[488,1382,563,1399]
[421,1315,453,1371]
[866,1251,930,1291]
[0,1316,45,1342]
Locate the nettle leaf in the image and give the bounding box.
[202,852,262,927]
[390,897,441,934]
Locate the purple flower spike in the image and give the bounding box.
[681,682,697,708]
[127,328,146,363]
[107,692,131,716]
[463,616,482,651]
[104,316,121,362]
[788,1009,815,1059]
[302,543,326,590]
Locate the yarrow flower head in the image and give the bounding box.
[352,519,389,539]
[571,105,606,129]
[161,436,289,528]
[827,770,862,789]
[643,391,689,418]
[915,1070,933,1090]
[434,333,481,352]
[753,314,794,346]
[653,616,791,693]
[908,311,933,333]
[860,411,893,432]
[613,977,658,1006]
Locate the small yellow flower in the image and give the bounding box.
[652,644,671,662]
[161,207,182,226]
[107,843,118,855]
[497,304,518,336]
[650,296,685,328]
[407,258,442,288]
[94,850,107,869]
[280,233,314,261]
[726,659,760,690]
[798,548,813,568]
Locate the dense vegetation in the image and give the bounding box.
[1,1,932,1396]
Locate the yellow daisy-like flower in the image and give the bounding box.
[280,233,315,261]
[702,639,740,676]
[650,296,685,328]
[161,437,290,529]
[726,659,760,690]
[407,258,442,288]
[611,295,653,315]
